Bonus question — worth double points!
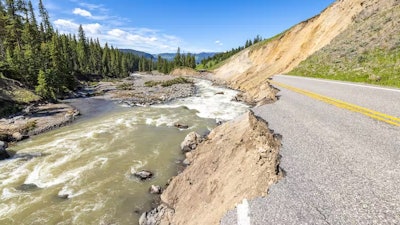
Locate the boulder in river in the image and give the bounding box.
[57,194,70,199]
[133,170,154,181]
[139,204,174,225]
[174,123,189,129]
[149,185,162,194]
[16,183,39,191]
[12,132,28,141]
[0,141,10,160]
[180,132,202,152]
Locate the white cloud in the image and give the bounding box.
[54,19,79,31]
[215,40,223,46]
[54,19,101,35]
[51,1,208,53]
[73,8,92,17]
[83,23,101,34]
[108,29,126,37]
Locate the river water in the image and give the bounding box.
[0,80,248,225]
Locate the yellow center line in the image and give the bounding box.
[270,80,400,127]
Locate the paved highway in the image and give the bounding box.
[221,75,400,225]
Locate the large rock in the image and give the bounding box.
[180,132,201,152]
[0,141,10,160]
[12,132,28,141]
[139,204,174,225]
[133,170,154,181]
[149,185,162,194]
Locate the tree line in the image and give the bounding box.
[140,47,196,74]
[199,35,264,69]
[0,0,154,100]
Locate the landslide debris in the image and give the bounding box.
[214,0,367,103]
[140,111,282,225]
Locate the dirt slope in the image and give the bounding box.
[140,111,282,225]
[214,0,368,102]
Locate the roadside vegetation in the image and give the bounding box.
[290,5,400,88]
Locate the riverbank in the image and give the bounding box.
[0,74,196,159]
[0,74,250,225]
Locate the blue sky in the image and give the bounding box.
[38,0,336,54]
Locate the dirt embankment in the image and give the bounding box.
[214,0,367,103]
[169,67,200,76]
[140,111,282,225]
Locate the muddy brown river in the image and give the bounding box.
[0,80,248,225]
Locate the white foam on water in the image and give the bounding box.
[155,79,249,121]
[24,156,110,189]
[58,186,85,199]
[1,188,19,200]
[129,160,147,174]
[0,203,17,218]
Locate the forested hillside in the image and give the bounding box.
[0,0,153,101]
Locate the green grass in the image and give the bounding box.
[117,83,134,90]
[144,77,193,87]
[290,47,400,88]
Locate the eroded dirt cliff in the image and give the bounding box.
[214,0,368,103]
[140,111,282,225]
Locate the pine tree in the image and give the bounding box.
[174,47,182,67]
[35,69,56,100]
[38,0,52,41]
[77,25,88,73]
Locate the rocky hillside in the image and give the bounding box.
[213,0,370,103]
[290,0,400,87]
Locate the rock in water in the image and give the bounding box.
[133,170,154,180]
[12,132,28,141]
[0,141,10,160]
[57,194,69,199]
[174,123,189,129]
[149,185,162,194]
[16,183,39,191]
[139,204,174,225]
[180,132,202,152]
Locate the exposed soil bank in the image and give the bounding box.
[139,111,282,225]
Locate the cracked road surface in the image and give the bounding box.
[221,75,400,225]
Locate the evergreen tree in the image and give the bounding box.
[77,25,89,73]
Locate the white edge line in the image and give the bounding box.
[275,74,400,93]
[237,199,251,225]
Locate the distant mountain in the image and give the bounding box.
[155,52,218,63]
[119,49,154,59]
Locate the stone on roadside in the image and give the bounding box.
[180,132,202,152]
[133,170,154,181]
[149,185,162,194]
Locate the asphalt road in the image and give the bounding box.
[221,75,400,225]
